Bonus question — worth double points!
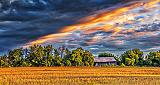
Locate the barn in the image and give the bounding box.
[94,57,117,66]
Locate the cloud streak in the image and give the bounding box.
[0,0,159,54]
[23,0,160,54]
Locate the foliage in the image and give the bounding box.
[120,63,125,67]
[120,49,144,66]
[0,45,94,67]
[82,50,94,66]
[0,45,160,67]
[0,55,10,67]
[98,52,115,57]
[145,51,160,66]
[8,48,23,67]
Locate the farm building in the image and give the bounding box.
[94,57,117,66]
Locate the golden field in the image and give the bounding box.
[0,67,160,85]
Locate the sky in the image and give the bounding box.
[0,0,160,55]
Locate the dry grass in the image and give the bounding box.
[0,67,160,85]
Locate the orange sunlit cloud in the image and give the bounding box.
[24,0,160,47]
[59,2,143,33]
[23,33,71,48]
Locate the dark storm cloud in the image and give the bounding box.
[0,0,122,12]
[0,12,86,53]
[0,0,159,55]
[0,0,125,54]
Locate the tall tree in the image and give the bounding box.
[98,52,115,57]
[26,45,45,66]
[82,51,94,66]
[120,49,143,66]
[8,48,23,67]
[69,48,84,66]
[0,55,10,67]
[145,51,160,66]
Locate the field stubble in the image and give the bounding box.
[0,67,160,85]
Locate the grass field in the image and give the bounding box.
[0,67,160,85]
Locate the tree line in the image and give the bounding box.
[0,45,160,67]
[98,49,160,67]
[0,45,94,67]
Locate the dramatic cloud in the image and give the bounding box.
[0,0,159,54]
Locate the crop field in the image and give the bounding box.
[0,67,160,85]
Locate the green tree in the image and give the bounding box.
[43,45,54,66]
[0,55,10,67]
[69,48,84,66]
[43,54,54,66]
[120,49,143,66]
[63,48,72,66]
[145,51,160,66]
[54,48,60,57]
[63,60,72,66]
[26,45,45,66]
[8,48,23,67]
[82,51,94,66]
[98,52,115,57]
[53,56,63,66]
[21,59,32,67]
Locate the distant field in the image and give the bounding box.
[0,67,160,85]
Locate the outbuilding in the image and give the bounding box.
[94,57,117,66]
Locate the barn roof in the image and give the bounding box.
[94,57,116,63]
